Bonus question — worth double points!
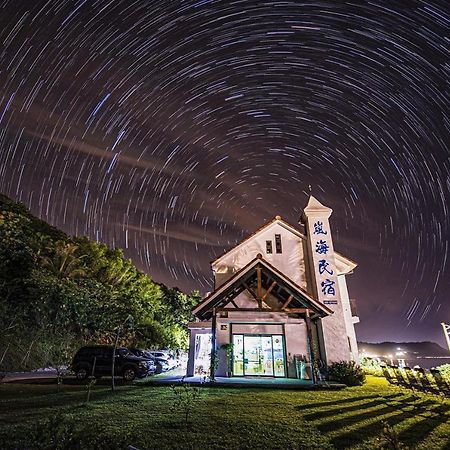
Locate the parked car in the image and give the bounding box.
[71,346,155,381]
[129,348,170,373]
[147,350,178,369]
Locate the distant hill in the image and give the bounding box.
[358,341,450,369]
[358,341,450,357]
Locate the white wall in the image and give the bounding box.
[284,322,309,377]
[213,221,308,290]
[337,274,360,363]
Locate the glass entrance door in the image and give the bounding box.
[244,335,273,376]
[232,334,285,377]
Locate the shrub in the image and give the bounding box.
[327,361,365,386]
[170,383,202,427]
[378,421,408,449]
[436,364,450,382]
[360,356,384,377]
[21,414,135,449]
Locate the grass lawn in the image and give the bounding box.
[1,376,449,449]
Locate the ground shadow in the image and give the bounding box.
[397,402,450,448]
[297,392,450,449]
[294,394,384,411]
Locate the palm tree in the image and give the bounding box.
[42,242,86,279]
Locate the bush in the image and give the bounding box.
[360,356,384,377]
[327,361,365,386]
[19,413,135,450]
[436,364,450,382]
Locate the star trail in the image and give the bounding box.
[0,0,448,344]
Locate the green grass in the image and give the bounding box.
[1,376,449,449]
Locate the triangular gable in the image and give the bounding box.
[194,255,333,320]
[211,215,357,275]
[211,216,305,267]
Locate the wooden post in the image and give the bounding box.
[305,310,317,385]
[256,267,262,308]
[210,308,217,380]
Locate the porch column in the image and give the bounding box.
[210,308,217,380]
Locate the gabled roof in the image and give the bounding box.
[211,216,305,266]
[193,255,333,320]
[211,214,357,274]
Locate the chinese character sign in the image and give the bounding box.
[313,221,327,235]
[318,259,333,275]
[321,279,335,295]
[309,219,339,305]
[315,240,329,254]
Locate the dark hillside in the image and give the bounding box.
[0,194,200,371]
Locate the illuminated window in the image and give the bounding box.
[266,240,273,254]
[275,234,282,253]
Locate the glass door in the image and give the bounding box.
[233,335,244,376]
[272,335,285,377]
[232,334,286,377]
[244,335,272,376]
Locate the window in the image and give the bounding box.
[266,240,273,254]
[275,234,282,253]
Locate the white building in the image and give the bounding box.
[187,196,360,381]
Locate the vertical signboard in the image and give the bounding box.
[303,196,351,363]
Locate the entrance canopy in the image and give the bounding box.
[193,255,332,320]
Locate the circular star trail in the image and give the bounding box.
[0,0,448,343]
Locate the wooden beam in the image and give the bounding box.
[242,282,258,302]
[283,307,311,314]
[216,307,311,314]
[217,307,269,312]
[261,281,277,302]
[229,299,239,309]
[256,267,262,308]
[217,308,266,312]
[281,294,294,309]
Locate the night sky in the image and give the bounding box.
[0,1,449,345]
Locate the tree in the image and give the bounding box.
[0,193,200,371]
[41,242,87,279]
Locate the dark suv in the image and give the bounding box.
[72,346,155,381]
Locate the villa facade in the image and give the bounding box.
[186,196,360,380]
